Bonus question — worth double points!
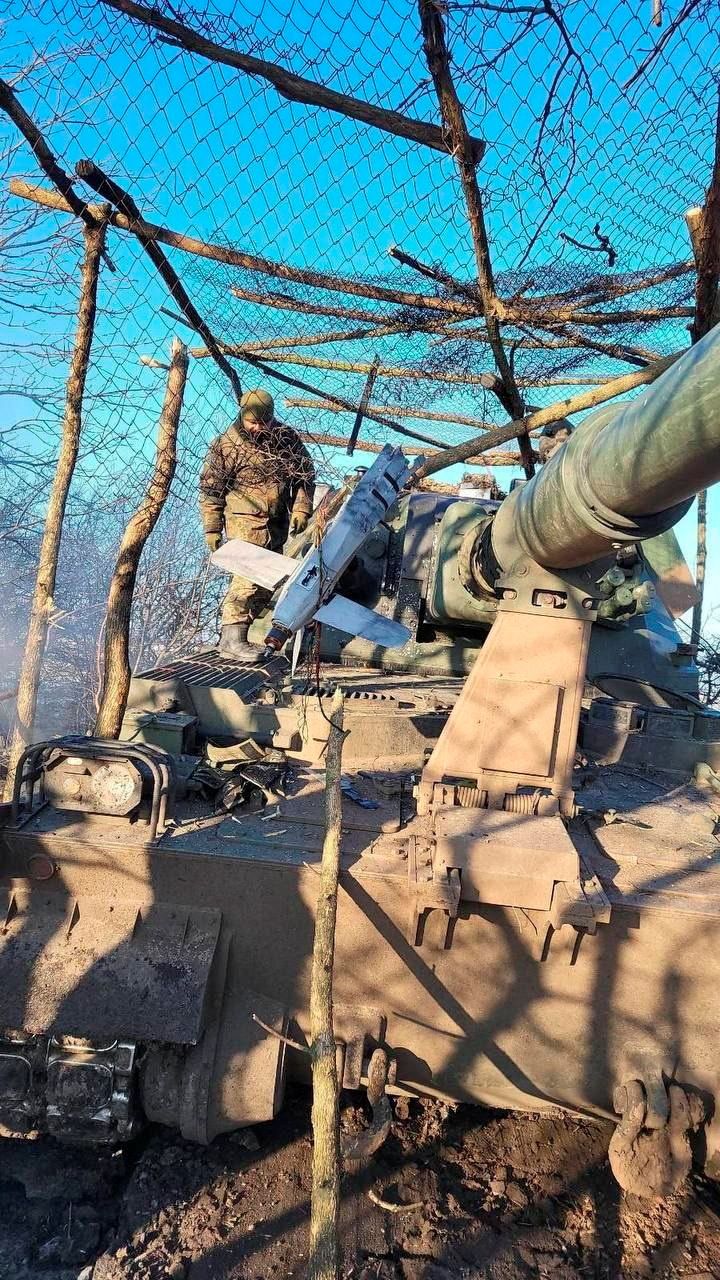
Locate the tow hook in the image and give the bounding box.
[609,1077,706,1197]
[341,1047,396,1170]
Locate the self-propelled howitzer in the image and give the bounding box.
[1,329,720,1199]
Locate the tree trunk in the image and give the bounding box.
[417,0,534,476]
[308,688,345,1280]
[94,338,188,738]
[3,215,107,801]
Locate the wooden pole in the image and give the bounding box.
[12,180,692,332]
[10,180,477,317]
[230,286,392,324]
[76,161,241,403]
[190,345,664,388]
[100,0,485,159]
[297,429,534,466]
[231,286,679,352]
[308,687,345,1280]
[507,303,694,327]
[413,352,680,480]
[285,396,495,430]
[222,326,380,352]
[418,0,534,477]
[0,79,96,230]
[229,316,661,359]
[528,322,659,367]
[94,339,188,738]
[187,347,532,385]
[433,325,658,356]
[222,316,461,352]
[0,81,115,273]
[3,215,107,801]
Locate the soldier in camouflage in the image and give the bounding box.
[200,389,315,659]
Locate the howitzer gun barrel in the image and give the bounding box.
[490,325,720,573]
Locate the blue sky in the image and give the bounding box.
[1,0,719,620]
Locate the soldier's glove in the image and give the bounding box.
[289,511,309,536]
[205,532,222,553]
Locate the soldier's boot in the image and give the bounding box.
[218,622,262,662]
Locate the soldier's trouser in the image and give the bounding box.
[220,513,286,625]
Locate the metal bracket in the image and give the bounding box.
[334,1005,386,1090]
[417,578,593,819]
[406,836,460,947]
[408,836,610,956]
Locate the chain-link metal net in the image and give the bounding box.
[1,0,718,725]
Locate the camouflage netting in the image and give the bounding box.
[0,0,718,719]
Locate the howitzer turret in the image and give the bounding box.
[419,325,720,819]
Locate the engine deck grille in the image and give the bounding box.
[134,650,288,698]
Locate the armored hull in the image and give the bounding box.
[1,659,719,1177]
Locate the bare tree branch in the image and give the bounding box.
[623,0,704,90]
[387,243,482,305]
[413,351,680,479]
[559,222,617,267]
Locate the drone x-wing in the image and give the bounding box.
[211,445,412,661]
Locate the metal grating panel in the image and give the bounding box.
[135,651,288,699]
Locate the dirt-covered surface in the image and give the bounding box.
[1,1090,719,1279]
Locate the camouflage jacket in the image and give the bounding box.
[199,420,316,535]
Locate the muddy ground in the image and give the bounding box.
[1,1089,719,1280]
